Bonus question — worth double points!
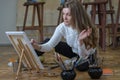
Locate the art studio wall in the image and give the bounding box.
[0,0,119,45]
[0,0,17,45]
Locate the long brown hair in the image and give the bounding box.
[63,0,98,49]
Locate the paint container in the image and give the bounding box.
[13,62,18,72]
[88,67,103,79]
[61,69,76,80]
[75,61,89,71]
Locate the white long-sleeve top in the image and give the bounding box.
[40,22,96,58]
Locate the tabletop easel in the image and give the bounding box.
[16,49,24,80]
[15,38,42,79]
[6,31,44,80]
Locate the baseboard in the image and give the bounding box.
[0,44,12,47]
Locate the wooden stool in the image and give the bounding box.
[23,2,45,42]
[113,0,120,48]
[83,0,115,51]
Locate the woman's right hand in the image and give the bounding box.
[78,28,92,40]
[31,39,41,51]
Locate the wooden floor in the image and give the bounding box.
[0,45,120,80]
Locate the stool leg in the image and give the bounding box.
[91,5,96,24]
[96,4,106,51]
[57,9,62,25]
[32,5,36,27]
[36,5,43,42]
[23,6,29,31]
[113,0,120,48]
[101,4,106,51]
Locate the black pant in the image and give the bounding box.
[35,38,77,58]
[35,38,95,71]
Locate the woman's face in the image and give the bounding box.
[62,8,72,26]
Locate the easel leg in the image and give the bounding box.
[16,49,24,80]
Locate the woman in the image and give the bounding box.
[31,0,98,71]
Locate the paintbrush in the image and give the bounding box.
[57,54,67,70]
[74,56,83,67]
[54,52,66,70]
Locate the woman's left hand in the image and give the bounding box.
[78,28,92,44]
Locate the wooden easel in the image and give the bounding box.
[14,38,43,79]
[9,36,40,80]
[23,2,45,42]
[112,0,120,48]
[15,38,33,80]
[6,32,44,80]
[83,0,115,51]
[16,49,24,80]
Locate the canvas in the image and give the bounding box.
[5,31,44,72]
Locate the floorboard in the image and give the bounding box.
[0,46,120,80]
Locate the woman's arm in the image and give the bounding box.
[32,24,64,52]
[31,39,41,51]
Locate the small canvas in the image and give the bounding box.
[5,31,44,72]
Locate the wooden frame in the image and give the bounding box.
[6,31,44,73]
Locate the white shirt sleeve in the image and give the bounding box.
[40,24,64,52]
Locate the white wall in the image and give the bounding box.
[0,0,17,45]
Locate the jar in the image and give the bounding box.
[88,66,103,79]
[61,69,76,80]
[75,60,89,71]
